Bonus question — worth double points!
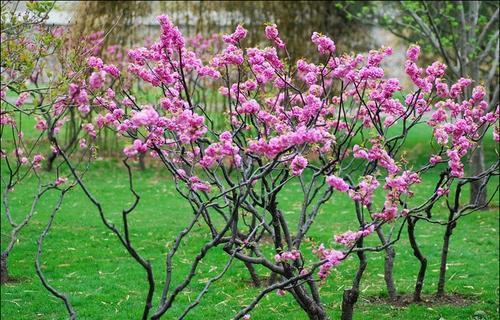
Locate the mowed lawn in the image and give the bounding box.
[1,124,499,320]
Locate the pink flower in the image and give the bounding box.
[335,224,374,246]
[123,139,148,157]
[157,15,185,49]
[35,118,48,131]
[89,71,106,89]
[313,244,344,280]
[82,123,97,138]
[55,177,68,186]
[15,92,29,107]
[429,155,442,165]
[32,154,44,169]
[437,187,449,196]
[472,86,486,102]
[406,45,420,62]
[290,155,308,176]
[434,127,449,145]
[311,32,335,55]
[447,149,464,177]
[103,64,120,77]
[79,138,88,149]
[87,56,104,69]
[326,175,349,192]
[348,175,380,205]
[222,25,248,44]
[275,250,301,264]
[265,24,285,49]
[238,100,260,114]
[189,176,211,192]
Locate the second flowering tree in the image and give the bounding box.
[39,16,500,320]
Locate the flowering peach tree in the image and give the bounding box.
[2,13,499,320]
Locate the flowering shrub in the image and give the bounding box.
[2,11,499,320]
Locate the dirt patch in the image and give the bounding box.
[363,293,475,307]
[1,275,30,285]
[241,275,275,288]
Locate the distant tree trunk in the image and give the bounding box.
[469,59,488,208]
[470,145,487,207]
[138,152,146,170]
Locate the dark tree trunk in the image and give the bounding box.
[341,242,367,320]
[341,288,358,320]
[290,283,329,320]
[138,152,146,170]
[243,261,261,287]
[376,228,397,300]
[407,217,427,302]
[437,217,456,297]
[470,146,487,207]
[1,253,9,284]
[268,271,278,285]
[45,151,57,172]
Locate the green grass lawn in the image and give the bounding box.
[1,156,498,320]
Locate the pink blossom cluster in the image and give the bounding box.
[55,176,68,186]
[123,139,148,158]
[326,175,350,192]
[248,126,331,158]
[311,32,335,55]
[353,141,399,174]
[313,244,345,280]
[32,154,44,169]
[334,224,375,246]
[274,250,301,263]
[222,25,247,45]
[265,24,285,49]
[348,175,380,206]
[188,176,211,192]
[15,92,29,107]
[290,155,308,176]
[199,132,241,168]
[384,171,421,196]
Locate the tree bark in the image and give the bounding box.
[437,216,456,297]
[291,283,329,320]
[407,217,427,302]
[341,246,367,320]
[341,288,358,320]
[268,271,278,285]
[138,152,146,170]
[470,145,488,207]
[45,151,57,172]
[1,253,9,284]
[243,261,261,287]
[376,228,397,300]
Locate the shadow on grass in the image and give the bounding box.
[362,292,476,307]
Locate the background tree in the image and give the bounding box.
[342,0,499,206]
[161,1,373,60]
